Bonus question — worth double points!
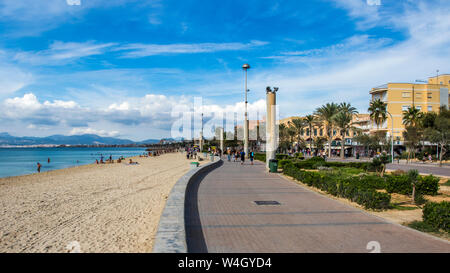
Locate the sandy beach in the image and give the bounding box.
[0,152,194,253]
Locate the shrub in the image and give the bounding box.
[276,154,289,160]
[283,165,390,210]
[385,173,440,196]
[278,159,293,169]
[422,201,450,232]
[309,156,325,162]
[385,174,411,195]
[417,175,440,195]
[414,192,427,205]
[254,153,266,162]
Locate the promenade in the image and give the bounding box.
[185,159,450,253]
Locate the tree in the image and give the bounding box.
[315,103,339,157]
[403,126,421,163]
[290,118,305,152]
[424,106,450,166]
[368,99,387,129]
[278,123,290,153]
[304,115,316,152]
[287,124,297,152]
[314,136,327,151]
[402,106,423,127]
[407,169,419,204]
[353,133,371,156]
[333,111,353,159]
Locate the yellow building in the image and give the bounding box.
[370,74,450,141]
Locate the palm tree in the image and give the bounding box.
[339,102,358,116]
[368,99,387,129]
[278,123,289,153]
[304,115,316,152]
[315,103,339,157]
[287,123,297,152]
[402,106,423,127]
[290,118,305,152]
[333,111,353,159]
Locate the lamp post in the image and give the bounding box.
[242,64,250,156]
[387,111,394,163]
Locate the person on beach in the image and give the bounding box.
[250,150,254,165]
[37,162,42,173]
[240,150,245,165]
[48,158,50,164]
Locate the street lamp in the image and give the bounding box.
[242,63,250,156]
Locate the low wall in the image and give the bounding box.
[152,157,222,253]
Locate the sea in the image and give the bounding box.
[0,147,148,178]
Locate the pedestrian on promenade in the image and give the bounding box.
[227,152,231,162]
[240,150,245,165]
[250,150,254,165]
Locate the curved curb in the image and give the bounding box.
[152,157,222,253]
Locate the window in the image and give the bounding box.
[306,129,310,136]
[416,106,422,111]
[427,92,432,99]
[415,92,422,98]
[333,130,336,136]
[346,130,349,137]
[319,129,323,136]
[402,105,409,111]
[402,92,411,98]
[314,129,317,136]
[428,106,432,111]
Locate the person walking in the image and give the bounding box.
[240,150,245,165]
[249,150,254,165]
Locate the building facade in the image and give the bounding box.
[370,74,450,141]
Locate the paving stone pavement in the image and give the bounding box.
[185,159,450,253]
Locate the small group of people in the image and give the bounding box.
[185,147,199,160]
[226,149,254,165]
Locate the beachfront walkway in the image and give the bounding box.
[185,159,450,253]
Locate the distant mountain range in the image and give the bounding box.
[0,132,163,146]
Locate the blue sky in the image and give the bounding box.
[0,0,449,140]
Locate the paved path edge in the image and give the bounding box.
[152,157,222,253]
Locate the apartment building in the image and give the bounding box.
[370,74,450,141]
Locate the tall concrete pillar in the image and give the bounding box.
[199,131,203,152]
[266,88,277,169]
[219,127,224,155]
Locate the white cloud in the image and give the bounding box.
[69,127,119,137]
[13,41,116,65]
[115,40,268,58]
[66,0,82,6]
[0,66,33,96]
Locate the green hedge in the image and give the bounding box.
[423,201,450,232]
[385,174,440,196]
[253,153,291,163]
[283,165,391,210]
[254,153,266,162]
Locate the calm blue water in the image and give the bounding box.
[0,147,148,178]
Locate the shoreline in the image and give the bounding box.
[0,152,194,253]
[0,147,148,180]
